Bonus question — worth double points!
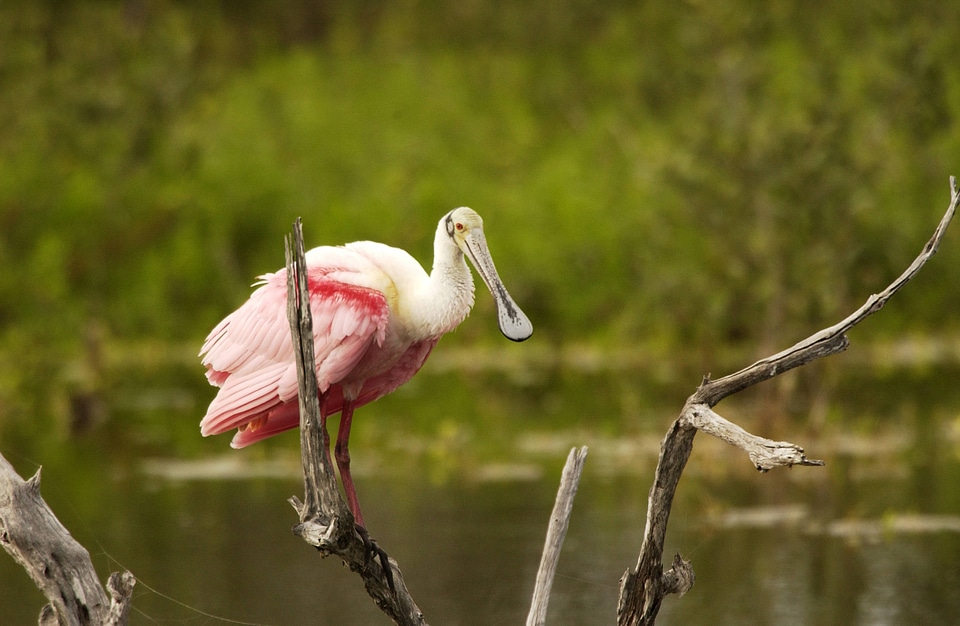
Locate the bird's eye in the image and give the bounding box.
[455,222,465,232]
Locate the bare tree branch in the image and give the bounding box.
[284,218,427,626]
[696,177,959,407]
[527,446,588,626]
[0,453,135,626]
[617,177,959,626]
[683,405,823,471]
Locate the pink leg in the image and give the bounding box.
[335,400,365,527]
[336,401,394,590]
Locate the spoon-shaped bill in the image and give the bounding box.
[461,229,533,342]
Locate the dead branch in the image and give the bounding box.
[617,177,959,626]
[284,218,426,626]
[684,405,823,472]
[0,453,135,626]
[527,446,588,626]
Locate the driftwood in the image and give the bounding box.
[617,176,960,626]
[527,446,588,626]
[283,218,426,626]
[0,454,135,625]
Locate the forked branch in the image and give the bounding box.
[617,177,959,626]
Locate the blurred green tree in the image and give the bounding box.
[1,0,958,432]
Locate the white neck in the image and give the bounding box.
[404,222,476,339]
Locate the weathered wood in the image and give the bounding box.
[683,404,823,472]
[696,178,958,408]
[284,218,427,626]
[617,420,696,624]
[105,571,137,626]
[285,217,348,524]
[0,453,135,626]
[527,446,588,626]
[617,177,959,626]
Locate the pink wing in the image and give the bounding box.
[199,256,390,440]
[228,338,438,448]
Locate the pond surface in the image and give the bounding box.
[2,362,960,625]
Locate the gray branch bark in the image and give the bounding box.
[283,218,427,626]
[0,454,135,626]
[527,446,588,626]
[617,176,959,626]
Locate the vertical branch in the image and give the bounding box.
[527,446,588,626]
[283,219,427,626]
[285,218,346,523]
[617,421,697,625]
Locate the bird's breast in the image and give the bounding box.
[338,324,410,385]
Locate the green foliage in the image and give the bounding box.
[1,0,960,427]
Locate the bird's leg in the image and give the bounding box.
[336,400,395,594]
[334,400,365,528]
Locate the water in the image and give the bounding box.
[2,365,960,625]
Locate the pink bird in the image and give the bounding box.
[199,207,532,527]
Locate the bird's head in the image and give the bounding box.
[443,207,533,342]
[445,206,484,242]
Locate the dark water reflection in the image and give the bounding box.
[3,448,960,625]
[2,363,960,624]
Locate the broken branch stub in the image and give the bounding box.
[527,446,589,626]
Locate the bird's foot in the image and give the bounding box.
[355,523,396,595]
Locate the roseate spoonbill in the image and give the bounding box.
[199,207,532,527]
